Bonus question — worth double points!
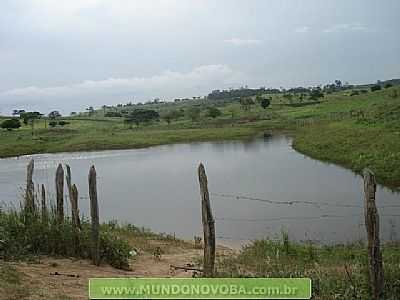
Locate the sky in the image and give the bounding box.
[0,0,399,115]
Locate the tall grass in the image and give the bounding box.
[0,204,131,270]
[217,233,400,299]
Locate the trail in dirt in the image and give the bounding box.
[4,248,206,299]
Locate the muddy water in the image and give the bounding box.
[0,135,399,247]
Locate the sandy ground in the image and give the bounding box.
[1,245,235,300]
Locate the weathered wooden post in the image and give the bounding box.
[89,165,100,266]
[198,163,216,277]
[66,165,81,229]
[41,184,47,222]
[363,169,384,300]
[71,184,81,230]
[25,159,35,214]
[55,164,64,223]
[66,164,73,200]
[71,184,81,255]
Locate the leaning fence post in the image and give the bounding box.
[41,184,47,222]
[66,164,73,200]
[198,163,216,277]
[363,169,384,300]
[55,164,64,223]
[89,165,100,266]
[66,165,81,230]
[71,184,81,230]
[25,159,35,214]
[71,184,81,255]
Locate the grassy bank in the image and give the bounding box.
[0,119,278,158]
[288,86,400,189]
[217,237,400,299]
[0,86,399,188]
[293,122,400,188]
[0,205,190,270]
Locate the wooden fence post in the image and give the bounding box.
[71,184,81,255]
[25,159,35,214]
[89,165,100,266]
[71,184,81,230]
[66,164,73,201]
[41,184,47,222]
[198,163,216,277]
[363,169,384,300]
[66,165,81,230]
[55,164,64,223]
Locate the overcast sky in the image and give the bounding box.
[1,0,399,114]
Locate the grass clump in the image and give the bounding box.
[0,206,132,270]
[217,234,400,299]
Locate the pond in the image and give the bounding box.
[0,135,399,247]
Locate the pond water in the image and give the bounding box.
[0,135,399,247]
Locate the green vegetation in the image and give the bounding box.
[0,204,189,271]
[217,233,400,299]
[1,119,21,131]
[0,206,132,270]
[1,81,399,188]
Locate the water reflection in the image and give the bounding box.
[0,136,398,247]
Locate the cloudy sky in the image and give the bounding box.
[1,0,399,114]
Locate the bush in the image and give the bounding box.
[58,121,69,126]
[1,119,21,131]
[350,90,360,96]
[370,85,382,92]
[49,121,57,127]
[100,231,131,270]
[105,112,122,117]
[0,207,131,270]
[260,98,271,109]
[207,107,222,118]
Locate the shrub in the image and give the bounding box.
[100,231,131,270]
[1,119,21,131]
[207,107,222,118]
[260,98,271,109]
[58,121,69,126]
[49,121,57,127]
[350,90,360,96]
[105,112,122,117]
[370,85,382,92]
[0,206,131,270]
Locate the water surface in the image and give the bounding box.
[0,135,399,247]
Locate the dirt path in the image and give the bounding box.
[1,246,234,300]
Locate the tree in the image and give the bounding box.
[105,111,122,117]
[48,111,61,119]
[86,106,95,116]
[12,109,25,117]
[240,98,254,111]
[20,111,43,135]
[283,94,294,103]
[334,80,342,88]
[260,97,271,109]
[207,107,222,119]
[124,109,159,127]
[102,105,107,115]
[309,88,324,101]
[370,85,382,92]
[58,121,69,127]
[1,118,21,131]
[161,110,182,125]
[187,107,201,122]
[384,83,392,89]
